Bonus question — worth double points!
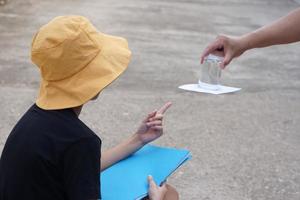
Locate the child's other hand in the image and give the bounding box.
[147,175,167,200]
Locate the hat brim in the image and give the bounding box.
[36,34,131,110]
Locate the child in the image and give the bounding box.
[0,16,178,200]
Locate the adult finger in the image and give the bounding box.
[200,40,224,64]
[156,102,172,115]
[220,52,233,69]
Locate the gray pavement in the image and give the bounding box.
[1,0,300,199]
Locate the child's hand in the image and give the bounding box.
[135,102,172,144]
[147,175,167,200]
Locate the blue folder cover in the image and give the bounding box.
[101,145,191,200]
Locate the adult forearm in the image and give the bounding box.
[241,8,300,50]
[100,134,144,171]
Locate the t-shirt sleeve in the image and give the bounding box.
[63,136,101,200]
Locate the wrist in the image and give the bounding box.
[238,34,250,53]
[240,32,257,52]
[131,133,146,147]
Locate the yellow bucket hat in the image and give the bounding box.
[31,16,131,110]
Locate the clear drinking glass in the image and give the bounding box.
[198,54,222,90]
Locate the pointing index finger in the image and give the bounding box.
[156,102,172,115]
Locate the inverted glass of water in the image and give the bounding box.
[199,54,222,90]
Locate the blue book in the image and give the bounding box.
[101,145,191,200]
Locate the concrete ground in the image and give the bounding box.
[1,0,300,199]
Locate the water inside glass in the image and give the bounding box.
[199,54,223,90]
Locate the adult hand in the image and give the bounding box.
[135,102,172,144]
[147,175,167,200]
[200,35,248,69]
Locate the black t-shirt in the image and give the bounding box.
[0,104,101,200]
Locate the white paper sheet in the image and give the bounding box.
[179,84,241,94]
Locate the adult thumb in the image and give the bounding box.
[221,53,233,69]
